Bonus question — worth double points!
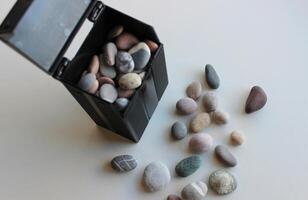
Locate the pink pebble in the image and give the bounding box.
[98,76,115,86]
[118,89,135,98]
[88,80,99,94]
[115,32,139,50]
[88,55,100,74]
[144,39,159,52]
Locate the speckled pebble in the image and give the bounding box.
[111,155,137,172]
[176,97,198,115]
[145,39,159,52]
[186,81,202,100]
[118,73,142,90]
[108,25,124,39]
[167,194,182,200]
[205,64,220,89]
[88,55,99,74]
[190,113,211,133]
[215,145,237,167]
[203,93,218,113]
[175,155,201,177]
[181,181,208,200]
[114,98,129,111]
[115,51,135,73]
[245,86,267,114]
[115,32,139,50]
[99,84,118,103]
[211,110,230,125]
[230,131,245,146]
[143,161,171,192]
[78,73,97,92]
[189,133,213,154]
[171,121,187,140]
[102,42,117,66]
[129,42,151,70]
[209,169,237,195]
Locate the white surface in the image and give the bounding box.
[0,0,308,199]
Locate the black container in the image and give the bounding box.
[0,0,168,142]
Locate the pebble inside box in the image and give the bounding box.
[0,0,168,142]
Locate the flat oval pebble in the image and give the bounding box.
[99,84,118,103]
[88,80,99,94]
[203,92,218,113]
[111,155,137,172]
[181,181,208,200]
[245,86,267,114]
[209,169,237,195]
[108,25,124,39]
[230,131,245,146]
[190,113,211,133]
[99,55,117,79]
[115,32,139,50]
[129,42,151,70]
[215,145,237,167]
[115,51,135,73]
[186,81,202,100]
[171,121,187,140]
[144,39,159,52]
[175,155,201,177]
[114,98,129,111]
[118,89,135,98]
[176,97,198,115]
[102,42,117,66]
[78,73,97,92]
[88,55,99,74]
[211,110,230,125]
[143,161,171,192]
[97,76,115,86]
[205,64,220,89]
[167,194,182,200]
[189,133,213,154]
[118,73,142,90]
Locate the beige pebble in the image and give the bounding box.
[144,39,159,52]
[203,92,218,113]
[230,131,245,146]
[190,113,211,133]
[88,55,100,74]
[186,81,202,100]
[88,80,99,94]
[211,110,229,125]
[118,73,142,90]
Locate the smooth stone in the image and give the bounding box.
[115,51,135,73]
[115,32,139,50]
[205,64,220,89]
[143,161,171,192]
[171,121,187,140]
[203,93,218,113]
[111,155,137,172]
[230,131,245,146]
[118,73,142,90]
[181,181,208,200]
[138,71,146,80]
[97,76,115,86]
[209,169,237,195]
[129,42,151,70]
[175,156,201,177]
[99,84,118,103]
[190,113,211,133]
[186,81,202,100]
[118,89,135,98]
[176,97,198,115]
[88,55,100,74]
[102,42,117,66]
[211,110,230,125]
[189,133,213,154]
[167,194,182,200]
[144,39,159,52]
[78,73,97,91]
[99,55,117,79]
[245,86,267,113]
[88,80,99,94]
[108,25,124,39]
[215,145,237,167]
[114,98,129,111]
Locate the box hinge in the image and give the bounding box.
[88,1,105,23]
[53,57,70,80]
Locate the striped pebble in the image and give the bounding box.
[181,181,208,200]
[111,155,137,172]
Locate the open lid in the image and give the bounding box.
[0,0,99,75]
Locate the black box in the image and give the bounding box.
[0,0,168,142]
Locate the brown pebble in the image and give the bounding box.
[167,194,182,200]
[115,32,139,50]
[145,39,159,52]
[88,55,100,74]
[97,76,115,86]
[230,131,245,146]
[108,25,124,40]
[211,110,229,125]
[186,81,202,100]
[118,89,135,98]
[203,92,218,113]
[245,86,267,114]
[190,113,211,133]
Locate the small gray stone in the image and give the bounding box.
[203,93,218,113]
[181,181,208,200]
[171,121,187,140]
[209,169,237,195]
[118,73,142,90]
[78,73,97,92]
[205,64,220,89]
[108,25,124,40]
[186,81,202,100]
[175,155,201,177]
[245,86,267,114]
[115,51,135,73]
[215,145,237,167]
[129,42,151,70]
[99,54,117,79]
[111,155,137,172]
[99,84,118,103]
[143,161,171,192]
[176,97,198,115]
[211,110,230,125]
[114,98,129,111]
[102,42,117,66]
[189,133,213,154]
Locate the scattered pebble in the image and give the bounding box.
[245,86,267,114]
[203,92,218,113]
[129,42,151,70]
[176,97,198,115]
[145,39,159,52]
[171,121,187,140]
[114,98,129,111]
[186,81,202,100]
[88,55,100,74]
[78,73,97,92]
[209,169,237,195]
[102,42,117,66]
[118,88,135,98]
[189,133,213,154]
[215,145,237,167]
[211,110,230,125]
[167,194,182,200]
[99,84,118,103]
[230,131,245,146]
[143,161,171,192]
[111,155,137,172]
[190,113,211,133]
[108,25,124,40]
[181,181,208,200]
[97,76,115,86]
[205,64,220,89]
[116,32,139,50]
[118,73,142,90]
[175,155,201,177]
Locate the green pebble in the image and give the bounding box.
[175,155,201,177]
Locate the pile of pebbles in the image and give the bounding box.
[78,25,158,112]
[109,64,267,200]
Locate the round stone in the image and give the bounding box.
[203,92,218,113]
[211,110,230,125]
[102,42,117,66]
[181,181,208,200]
[230,131,245,146]
[176,97,198,115]
[108,25,124,39]
[111,155,137,172]
[171,121,187,140]
[78,73,97,92]
[209,169,237,195]
[128,42,151,70]
[114,98,129,111]
[189,133,213,154]
[118,73,142,90]
[245,86,267,114]
[88,80,99,94]
[143,161,171,192]
[88,55,99,74]
[115,51,135,73]
[115,32,139,50]
[167,194,182,200]
[215,145,237,167]
[186,81,202,100]
[190,113,211,133]
[144,39,159,52]
[118,89,135,98]
[175,155,201,177]
[99,84,118,103]
[97,76,115,86]
[205,64,220,89]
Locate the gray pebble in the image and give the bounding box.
[215,145,237,167]
[118,73,142,90]
[108,25,124,40]
[186,81,202,100]
[171,121,187,140]
[129,42,151,70]
[78,73,97,92]
[99,55,117,79]
[102,42,117,66]
[114,98,129,111]
[211,110,230,125]
[115,51,135,73]
[189,133,213,154]
[176,97,198,115]
[203,93,218,113]
[175,155,201,177]
[181,181,208,200]
[143,161,171,192]
[99,84,118,103]
[205,64,220,89]
[209,169,237,195]
[111,155,137,172]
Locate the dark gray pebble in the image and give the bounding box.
[205,64,220,89]
[215,145,237,167]
[111,155,137,172]
[245,86,267,113]
[175,155,201,177]
[171,121,187,140]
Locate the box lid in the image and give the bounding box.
[0,0,100,75]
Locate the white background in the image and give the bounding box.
[1,0,308,199]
